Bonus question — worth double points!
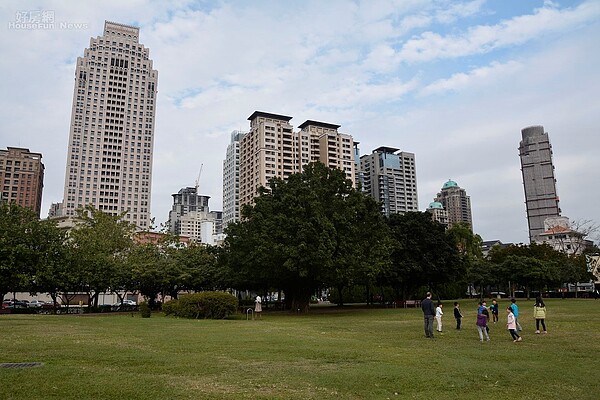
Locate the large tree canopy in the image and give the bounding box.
[222,162,390,312]
[385,211,462,299]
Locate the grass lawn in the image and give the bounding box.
[1,298,599,399]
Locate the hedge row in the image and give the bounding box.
[163,292,238,319]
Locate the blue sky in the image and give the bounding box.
[1,0,599,244]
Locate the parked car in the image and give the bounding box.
[112,299,137,307]
[28,300,47,308]
[2,300,28,308]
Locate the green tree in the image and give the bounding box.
[0,203,42,302]
[384,212,461,300]
[68,205,136,307]
[222,162,390,312]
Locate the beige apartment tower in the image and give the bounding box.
[0,147,44,217]
[238,111,355,209]
[61,21,158,229]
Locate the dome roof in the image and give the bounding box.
[442,179,458,189]
[428,201,444,209]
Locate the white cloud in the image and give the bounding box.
[398,0,600,62]
[420,60,522,96]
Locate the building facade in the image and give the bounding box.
[167,187,223,244]
[359,147,418,216]
[426,201,448,228]
[60,21,158,229]
[222,130,246,228]
[237,111,355,209]
[519,125,561,243]
[0,147,44,216]
[433,179,472,230]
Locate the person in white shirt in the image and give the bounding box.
[254,295,262,319]
[435,303,444,333]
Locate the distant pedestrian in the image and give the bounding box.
[421,292,436,339]
[507,306,522,342]
[490,299,499,323]
[476,301,490,342]
[435,302,444,333]
[510,298,522,331]
[533,296,547,334]
[254,295,262,319]
[454,302,463,330]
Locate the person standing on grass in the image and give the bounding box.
[254,295,262,319]
[421,292,436,339]
[534,296,547,334]
[490,299,499,323]
[435,302,444,333]
[510,298,522,331]
[454,302,463,330]
[507,306,522,342]
[476,303,490,342]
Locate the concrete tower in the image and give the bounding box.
[434,180,472,230]
[360,147,418,216]
[519,125,560,242]
[0,147,44,217]
[61,21,158,229]
[222,130,246,228]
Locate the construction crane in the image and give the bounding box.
[195,164,203,194]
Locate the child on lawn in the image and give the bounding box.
[435,302,444,333]
[507,306,522,343]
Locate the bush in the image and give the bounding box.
[162,299,178,316]
[164,292,238,319]
[139,301,151,318]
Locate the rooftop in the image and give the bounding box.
[298,120,341,130]
[247,111,293,122]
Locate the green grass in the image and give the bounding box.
[1,298,599,399]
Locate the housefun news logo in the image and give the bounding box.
[8,10,88,30]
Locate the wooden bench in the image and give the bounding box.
[403,300,421,308]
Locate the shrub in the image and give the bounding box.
[162,299,178,316]
[139,301,151,318]
[165,292,238,319]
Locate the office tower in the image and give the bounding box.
[427,201,448,228]
[167,187,223,244]
[61,21,158,229]
[222,130,246,228]
[434,180,472,230]
[519,125,560,242]
[0,147,44,216]
[238,111,356,209]
[359,147,418,216]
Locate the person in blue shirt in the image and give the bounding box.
[510,298,522,331]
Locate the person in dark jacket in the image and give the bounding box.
[421,292,436,338]
[454,301,463,330]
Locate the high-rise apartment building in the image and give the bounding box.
[237,111,355,209]
[434,180,472,230]
[427,201,448,228]
[519,125,560,242]
[0,147,44,216]
[359,147,418,216]
[222,130,246,228]
[60,21,158,229]
[167,187,223,244]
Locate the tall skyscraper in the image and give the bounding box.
[434,180,472,230]
[61,21,158,229]
[519,125,560,242]
[359,147,418,216]
[237,111,355,209]
[0,147,44,216]
[222,130,246,228]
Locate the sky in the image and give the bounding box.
[1,0,599,245]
